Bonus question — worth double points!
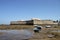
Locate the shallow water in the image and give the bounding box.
[0,29,33,40]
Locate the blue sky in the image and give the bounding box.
[0,0,60,24]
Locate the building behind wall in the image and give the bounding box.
[33,19,58,26]
[10,20,34,29]
[10,20,33,25]
[10,18,58,27]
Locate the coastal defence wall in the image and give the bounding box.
[0,24,59,30]
[0,25,34,30]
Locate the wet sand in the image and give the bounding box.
[0,30,33,40]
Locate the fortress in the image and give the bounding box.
[10,18,58,26]
[0,18,59,29]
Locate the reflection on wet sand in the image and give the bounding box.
[0,30,33,40]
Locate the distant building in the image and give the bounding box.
[10,20,33,25]
[10,18,58,26]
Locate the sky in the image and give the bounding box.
[0,0,60,24]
